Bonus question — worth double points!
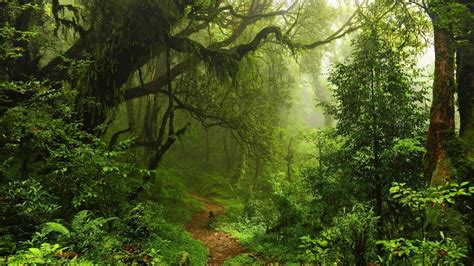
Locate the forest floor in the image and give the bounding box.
[186,195,246,265]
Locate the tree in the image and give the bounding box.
[2,0,369,201]
[423,0,456,186]
[454,0,474,258]
[36,0,362,130]
[404,1,474,258]
[326,11,428,239]
[402,0,473,185]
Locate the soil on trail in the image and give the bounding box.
[186,196,246,265]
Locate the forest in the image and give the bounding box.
[1,0,474,265]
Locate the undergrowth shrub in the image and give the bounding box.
[378,235,466,265]
[299,203,378,265]
[4,201,208,264]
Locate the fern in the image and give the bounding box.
[71,210,93,230]
[41,222,70,237]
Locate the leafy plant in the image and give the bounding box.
[7,243,65,264]
[381,182,473,264]
[3,179,60,225]
[389,181,473,239]
[377,234,466,265]
[390,182,473,209]
[299,203,378,265]
[68,210,119,255]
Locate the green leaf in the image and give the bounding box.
[390,186,400,194]
[28,248,41,256]
[319,240,328,247]
[42,222,70,237]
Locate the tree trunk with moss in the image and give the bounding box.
[424,24,456,186]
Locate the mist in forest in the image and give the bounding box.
[1,0,473,265]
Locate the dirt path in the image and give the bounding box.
[186,195,246,265]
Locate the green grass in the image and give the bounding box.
[137,168,210,264]
[223,253,261,265]
[214,197,307,263]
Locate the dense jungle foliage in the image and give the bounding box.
[1,0,474,265]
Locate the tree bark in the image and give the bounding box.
[424,25,456,186]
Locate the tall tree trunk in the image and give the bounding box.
[424,24,456,186]
[422,14,461,258]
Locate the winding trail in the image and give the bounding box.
[186,195,246,265]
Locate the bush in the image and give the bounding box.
[299,203,378,265]
[5,201,209,264]
[0,84,144,253]
[2,179,60,225]
[7,243,65,264]
[378,235,467,264]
